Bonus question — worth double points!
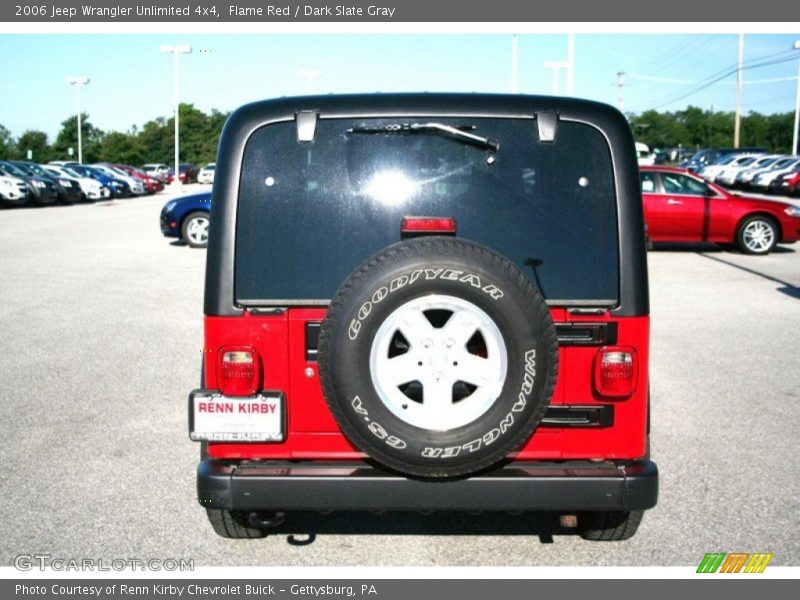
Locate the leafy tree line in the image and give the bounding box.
[0,103,228,166]
[1,104,795,167]
[629,106,796,153]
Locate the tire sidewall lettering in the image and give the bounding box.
[351,395,408,450]
[420,348,536,459]
[347,267,505,342]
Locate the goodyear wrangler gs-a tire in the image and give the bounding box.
[317,237,559,478]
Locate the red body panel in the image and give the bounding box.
[779,171,800,194]
[641,166,800,244]
[204,309,650,462]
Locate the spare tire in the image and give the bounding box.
[318,237,558,478]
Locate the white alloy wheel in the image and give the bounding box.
[369,294,508,431]
[185,214,210,247]
[740,218,776,254]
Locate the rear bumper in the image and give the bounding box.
[197,459,658,513]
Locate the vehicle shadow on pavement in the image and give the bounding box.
[269,511,576,545]
[650,242,724,253]
[651,242,795,255]
[698,252,800,299]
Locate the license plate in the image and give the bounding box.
[190,391,284,442]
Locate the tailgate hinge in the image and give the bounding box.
[535,111,559,143]
[296,110,319,143]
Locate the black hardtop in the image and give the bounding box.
[204,93,648,317]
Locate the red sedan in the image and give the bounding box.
[165,163,199,185]
[112,164,165,194]
[640,166,800,255]
[772,170,800,196]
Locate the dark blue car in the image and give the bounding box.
[68,164,129,198]
[160,192,211,248]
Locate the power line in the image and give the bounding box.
[628,34,718,87]
[630,48,796,107]
[629,74,797,85]
[631,34,716,85]
[630,52,798,112]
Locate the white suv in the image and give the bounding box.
[197,163,215,185]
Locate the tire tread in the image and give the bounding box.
[205,509,268,539]
[578,510,644,541]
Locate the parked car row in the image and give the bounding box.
[682,149,800,196]
[680,147,767,172]
[653,147,694,165]
[143,162,216,185]
[0,160,162,208]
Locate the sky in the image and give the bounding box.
[0,33,798,140]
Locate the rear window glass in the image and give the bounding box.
[235,117,619,304]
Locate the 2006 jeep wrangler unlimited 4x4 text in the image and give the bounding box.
[190,93,658,541]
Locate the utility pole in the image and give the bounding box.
[708,101,714,147]
[511,34,518,93]
[792,40,800,155]
[734,33,744,148]
[616,72,626,112]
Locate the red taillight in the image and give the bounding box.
[594,347,638,399]
[401,216,457,235]
[217,347,261,397]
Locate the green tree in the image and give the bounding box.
[137,116,173,165]
[14,130,51,162]
[760,112,794,153]
[52,113,104,163]
[0,124,14,159]
[629,107,795,154]
[101,131,145,165]
[136,104,228,166]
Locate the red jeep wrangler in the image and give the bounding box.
[191,94,657,541]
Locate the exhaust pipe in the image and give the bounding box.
[248,511,286,529]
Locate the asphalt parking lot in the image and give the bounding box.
[1,187,798,567]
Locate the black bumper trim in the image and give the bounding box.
[197,459,658,512]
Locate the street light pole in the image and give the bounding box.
[793,41,800,155]
[297,69,322,94]
[543,61,568,95]
[161,44,192,193]
[66,76,89,163]
[567,33,575,96]
[510,35,518,93]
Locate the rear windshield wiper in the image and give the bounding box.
[347,122,499,153]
